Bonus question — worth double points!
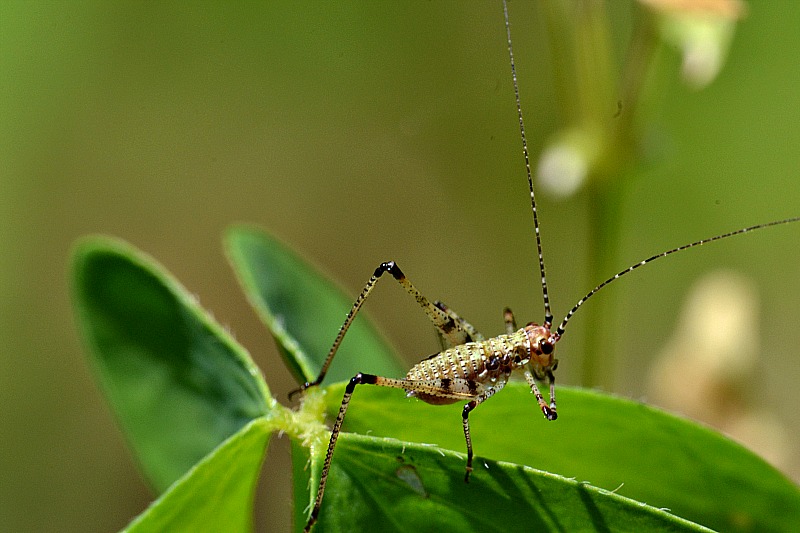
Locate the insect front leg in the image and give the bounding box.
[524,369,558,420]
[546,369,557,414]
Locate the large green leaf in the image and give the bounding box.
[295,432,710,533]
[72,237,272,492]
[224,225,404,385]
[124,418,272,533]
[319,383,800,533]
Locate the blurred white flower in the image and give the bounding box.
[647,270,790,472]
[639,0,746,88]
[648,270,756,416]
[536,127,602,199]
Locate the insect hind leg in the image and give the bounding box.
[433,300,485,349]
[290,261,477,397]
[305,372,474,532]
[304,372,398,531]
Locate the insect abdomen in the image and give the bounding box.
[407,344,483,381]
[404,333,529,405]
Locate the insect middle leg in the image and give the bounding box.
[462,380,506,482]
[304,373,486,532]
[291,261,480,396]
[503,307,517,334]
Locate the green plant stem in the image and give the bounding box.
[615,4,660,147]
[582,178,625,389]
[577,3,659,389]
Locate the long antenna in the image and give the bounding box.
[556,216,800,336]
[503,0,553,328]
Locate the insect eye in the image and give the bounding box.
[539,338,554,355]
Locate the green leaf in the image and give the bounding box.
[72,237,272,492]
[320,383,800,533]
[224,225,404,385]
[124,417,272,533]
[302,432,710,533]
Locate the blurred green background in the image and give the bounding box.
[2,1,799,531]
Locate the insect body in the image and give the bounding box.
[296,1,800,531]
[297,257,561,531]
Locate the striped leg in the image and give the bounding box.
[304,372,377,532]
[524,369,558,421]
[433,300,485,349]
[304,373,480,532]
[503,307,517,334]
[462,380,506,482]
[291,261,478,397]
